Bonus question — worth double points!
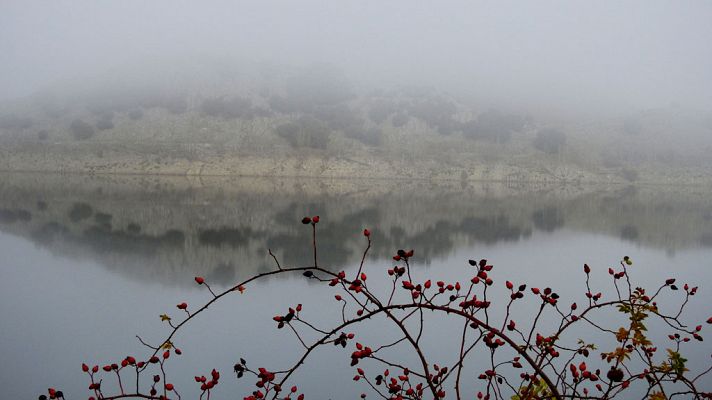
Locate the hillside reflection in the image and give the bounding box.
[0,173,710,286]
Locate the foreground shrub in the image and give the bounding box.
[42,218,711,400]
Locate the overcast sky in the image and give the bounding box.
[2,0,711,113]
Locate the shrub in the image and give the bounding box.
[461,111,526,143]
[406,97,458,135]
[275,116,331,149]
[202,97,253,119]
[533,129,567,154]
[128,109,144,120]
[268,66,354,115]
[43,218,712,400]
[368,99,398,124]
[312,104,363,130]
[268,95,303,114]
[344,126,383,146]
[70,119,95,140]
[163,97,188,114]
[96,118,114,131]
[391,112,409,127]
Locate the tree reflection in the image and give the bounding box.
[0,174,710,285]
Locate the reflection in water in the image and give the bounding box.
[2,173,712,400]
[531,207,564,232]
[0,208,32,223]
[0,173,711,286]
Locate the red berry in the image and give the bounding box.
[177,302,188,310]
[363,229,370,237]
[195,276,205,284]
[312,216,320,223]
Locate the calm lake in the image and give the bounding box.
[1,173,711,399]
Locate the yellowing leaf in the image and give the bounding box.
[160,314,171,322]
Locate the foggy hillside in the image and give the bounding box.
[1,1,711,183]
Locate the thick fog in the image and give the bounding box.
[2,0,712,114]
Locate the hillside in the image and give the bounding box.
[1,64,711,183]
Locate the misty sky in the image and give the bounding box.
[2,0,711,113]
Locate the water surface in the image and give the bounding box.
[1,173,711,398]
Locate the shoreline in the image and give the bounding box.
[1,165,710,188]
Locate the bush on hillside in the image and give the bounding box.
[70,119,95,140]
[462,111,526,143]
[344,125,383,146]
[275,116,331,149]
[202,97,253,119]
[533,129,567,154]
